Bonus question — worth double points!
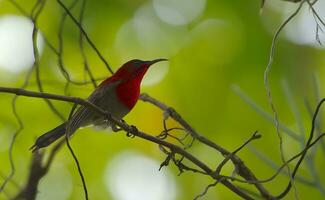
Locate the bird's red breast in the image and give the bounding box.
[115,68,148,109]
[98,66,148,110]
[97,58,167,110]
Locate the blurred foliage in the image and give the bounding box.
[0,0,325,199]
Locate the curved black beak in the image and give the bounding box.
[147,58,168,66]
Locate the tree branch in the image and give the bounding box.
[139,93,275,199]
[0,87,256,200]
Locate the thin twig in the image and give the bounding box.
[248,146,315,186]
[57,0,78,95]
[277,98,325,198]
[78,0,97,88]
[65,104,88,200]
[139,93,275,199]
[0,0,44,194]
[215,131,261,175]
[56,0,114,74]
[263,2,305,198]
[0,87,255,200]
[32,0,66,121]
[222,132,325,185]
[232,85,300,140]
[194,179,222,200]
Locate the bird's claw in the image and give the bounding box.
[106,113,113,120]
[166,107,176,116]
[126,132,135,138]
[126,125,137,138]
[111,125,122,132]
[163,107,176,121]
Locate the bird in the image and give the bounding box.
[30,58,167,152]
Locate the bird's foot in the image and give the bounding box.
[126,125,137,138]
[111,125,122,132]
[164,107,176,118]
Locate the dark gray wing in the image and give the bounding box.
[67,81,120,133]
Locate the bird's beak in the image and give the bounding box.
[147,58,168,67]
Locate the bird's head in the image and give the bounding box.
[114,58,167,81]
[98,58,167,89]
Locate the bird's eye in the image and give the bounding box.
[130,60,146,70]
[133,60,143,67]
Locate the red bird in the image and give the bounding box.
[31,58,167,151]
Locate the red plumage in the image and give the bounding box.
[115,67,148,109]
[31,58,167,151]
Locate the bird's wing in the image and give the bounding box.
[67,80,121,132]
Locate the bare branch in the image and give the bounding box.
[215,131,261,175]
[78,0,97,88]
[13,151,45,200]
[139,93,275,199]
[263,2,305,197]
[230,132,325,185]
[56,0,114,74]
[0,0,46,194]
[0,87,255,200]
[232,85,300,140]
[32,0,66,121]
[277,98,325,198]
[194,179,222,200]
[65,104,88,199]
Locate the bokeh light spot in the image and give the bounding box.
[185,18,243,65]
[114,4,187,86]
[284,2,325,48]
[104,151,177,200]
[263,1,325,48]
[153,0,206,26]
[115,3,187,57]
[142,61,169,86]
[0,15,44,73]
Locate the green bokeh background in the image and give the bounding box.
[0,0,325,199]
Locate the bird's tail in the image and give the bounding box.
[30,122,67,152]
